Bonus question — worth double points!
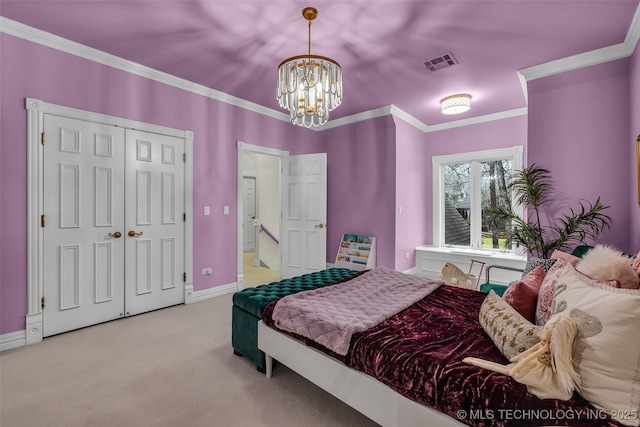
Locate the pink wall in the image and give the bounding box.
[318,116,398,269]
[394,119,431,271]
[422,116,528,159]
[0,34,313,334]
[631,43,640,252]
[527,58,633,253]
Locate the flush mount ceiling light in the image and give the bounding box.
[440,94,471,115]
[276,7,342,128]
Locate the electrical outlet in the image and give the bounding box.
[202,268,213,275]
[405,252,410,259]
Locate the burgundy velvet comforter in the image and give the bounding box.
[264,283,622,427]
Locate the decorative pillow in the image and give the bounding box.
[534,259,567,326]
[522,257,557,276]
[479,291,541,360]
[633,251,640,279]
[502,265,546,323]
[550,249,580,265]
[552,264,640,426]
[576,244,640,289]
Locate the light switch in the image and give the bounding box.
[223,206,229,215]
[204,206,210,216]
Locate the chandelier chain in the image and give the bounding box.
[308,20,312,57]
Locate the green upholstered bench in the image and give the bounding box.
[232,268,358,372]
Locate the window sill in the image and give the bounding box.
[416,246,526,262]
[414,245,526,286]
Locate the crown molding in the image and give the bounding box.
[625,1,640,49]
[517,42,630,83]
[316,105,394,131]
[517,2,640,88]
[419,107,528,133]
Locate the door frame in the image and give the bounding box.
[236,141,287,290]
[26,98,194,345]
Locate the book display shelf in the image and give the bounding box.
[335,234,376,271]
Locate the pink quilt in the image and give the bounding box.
[271,267,443,355]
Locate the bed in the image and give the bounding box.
[258,266,637,427]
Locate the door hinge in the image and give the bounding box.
[183,272,187,282]
[183,152,186,163]
[183,212,186,222]
[41,132,46,145]
[41,297,45,309]
[41,214,46,227]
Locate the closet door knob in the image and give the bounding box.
[128,230,143,237]
[315,223,324,229]
[107,231,122,238]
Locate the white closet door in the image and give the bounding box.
[123,129,185,316]
[43,115,126,337]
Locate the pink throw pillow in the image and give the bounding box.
[534,260,568,326]
[550,249,580,265]
[502,265,546,323]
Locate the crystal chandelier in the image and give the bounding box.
[276,7,342,128]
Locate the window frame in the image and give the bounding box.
[432,146,524,254]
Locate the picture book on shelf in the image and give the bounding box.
[341,234,373,245]
[343,234,358,243]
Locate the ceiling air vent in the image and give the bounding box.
[424,52,458,72]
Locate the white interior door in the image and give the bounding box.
[243,176,256,251]
[280,153,327,278]
[43,115,126,336]
[123,129,185,316]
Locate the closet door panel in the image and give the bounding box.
[43,115,126,337]
[124,130,184,315]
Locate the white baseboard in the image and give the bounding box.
[184,282,237,304]
[0,330,27,352]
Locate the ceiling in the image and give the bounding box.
[1,1,639,127]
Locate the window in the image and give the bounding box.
[432,146,523,253]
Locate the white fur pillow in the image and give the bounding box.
[576,244,640,289]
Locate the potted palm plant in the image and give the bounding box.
[487,163,613,258]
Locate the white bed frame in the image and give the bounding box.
[257,320,464,427]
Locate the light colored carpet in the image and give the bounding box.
[0,293,379,427]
